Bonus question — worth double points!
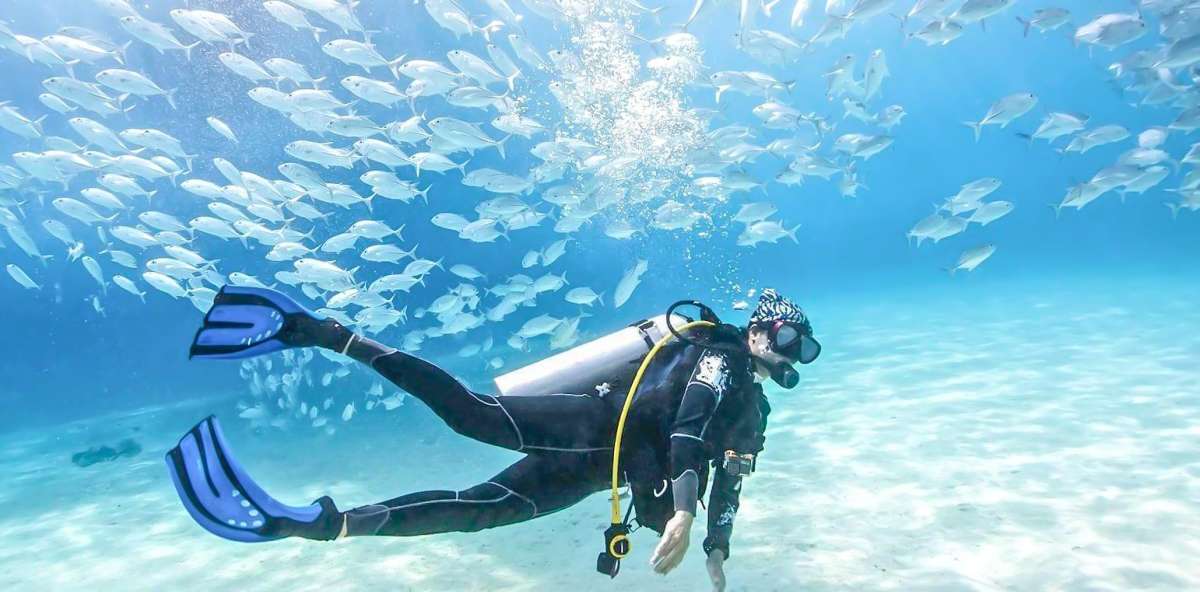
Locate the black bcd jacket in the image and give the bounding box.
[611,326,771,559]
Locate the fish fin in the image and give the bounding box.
[312,27,325,43]
[786,223,801,244]
[1165,202,1179,219]
[31,114,47,136]
[495,135,511,159]
[962,120,983,142]
[647,6,666,26]
[166,88,178,110]
[184,42,200,62]
[1016,16,1031,37]
[116,93,135,115]
[388,54,406,79]
[114,41,132,66]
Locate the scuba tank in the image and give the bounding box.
[493,313,693,398]
[494,300,798,399]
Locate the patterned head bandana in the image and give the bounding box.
[749,288,812,333]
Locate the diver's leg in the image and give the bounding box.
[340,332,615,452]
[337,452,610,537]
[173,422,613,542]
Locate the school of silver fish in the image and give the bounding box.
[1,0,1194,432]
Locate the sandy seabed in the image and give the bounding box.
[2,275,1198,591]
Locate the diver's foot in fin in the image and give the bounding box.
[189,285,352,360]
[263,495,347,541]
[165,415,345,542]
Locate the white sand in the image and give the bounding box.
[2,276,1198,591]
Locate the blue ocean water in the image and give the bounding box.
[1,1,1199,590]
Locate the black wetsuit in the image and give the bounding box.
[332,327,771,560]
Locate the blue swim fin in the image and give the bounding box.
[165,415,337,542]
[189,285,319,360]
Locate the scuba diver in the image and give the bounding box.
[166,285,820,588]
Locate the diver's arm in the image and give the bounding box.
[702,462,742,560]
[311,322,418,384]
[653,349,726,576]
[340,331,399,366]
[281,314,398,365]
[669,349,729,515]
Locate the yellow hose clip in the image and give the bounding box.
[608,532,629,557]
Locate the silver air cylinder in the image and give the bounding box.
[494,314,691,398]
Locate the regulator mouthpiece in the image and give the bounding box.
[769,362,799,389]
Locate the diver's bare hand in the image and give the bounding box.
[650,511,693,575]
[706,549,726,592]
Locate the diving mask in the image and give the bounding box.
[756,320,820,389]
[766,320,821,365]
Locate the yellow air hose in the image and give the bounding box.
[606,319,714,558]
